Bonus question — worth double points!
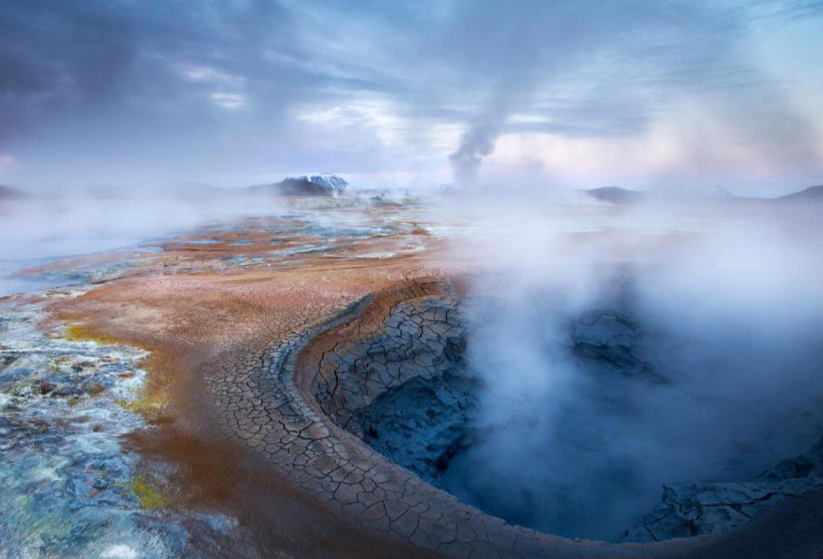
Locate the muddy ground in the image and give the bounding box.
[2,200,822,559]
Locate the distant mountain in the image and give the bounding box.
[778,185,823,202]
[285,174,349,194]
[0,185,24,200]
[248,174,349,197]
[651,184,733,198]
[585,184,823,205]
[585,187,644,205]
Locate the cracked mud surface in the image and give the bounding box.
[6,204,823,559]
[197,273,823,558]
[311,285,478,485]
[205,281,571,559]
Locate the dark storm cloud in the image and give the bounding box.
[0,1,318,139]
[6,3,226,99]
[0,0,362,185]
[1,2,135,113]
[0,0,820,188]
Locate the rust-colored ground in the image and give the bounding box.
[38,210,823,559]
[49,219,453,558]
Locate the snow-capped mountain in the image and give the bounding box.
[284,174,349,195]
[246,174,350,197]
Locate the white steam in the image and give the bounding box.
[443,195,823,540]
[0,188,285,295]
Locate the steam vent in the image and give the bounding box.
[4,2,823,558]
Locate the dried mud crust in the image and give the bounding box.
[205,280,589,558]
[203,280,731,559]
[190,275,823,559]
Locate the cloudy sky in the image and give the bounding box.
[1,0,822,194]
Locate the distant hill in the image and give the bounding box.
[0,185,24,200]
[286,174,349,194]
[778,185,823,202]
[248,174,349,197]
[585,184,823,205]
[585,187,644,205]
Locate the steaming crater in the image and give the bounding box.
[310,283,823,542]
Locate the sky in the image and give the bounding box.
[1,0,822,195]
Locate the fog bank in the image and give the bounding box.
[0,188,286,295]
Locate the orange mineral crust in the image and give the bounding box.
[48,222,457,558]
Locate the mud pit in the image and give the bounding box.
[306,286,823,544]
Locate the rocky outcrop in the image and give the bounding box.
[569,309,668,383]
[285,174,349,194]
[623,437,823,542]
[248,174,349,197]
[248,178,337,196]
[571,308,823,542]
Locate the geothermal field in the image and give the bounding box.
[1,185,822,559]
[3,1,823,558]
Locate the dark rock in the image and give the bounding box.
[623,435,823,542]
[569,309,666,383]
